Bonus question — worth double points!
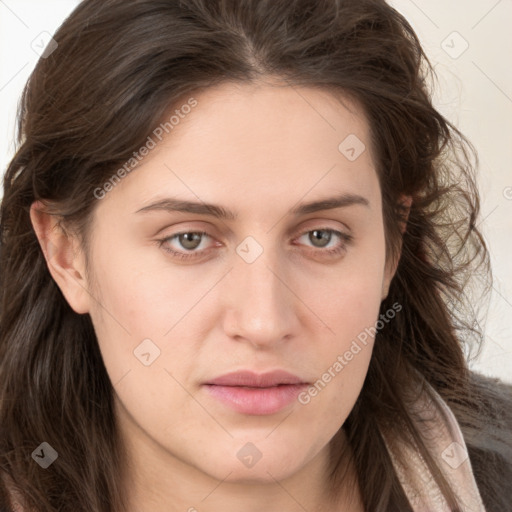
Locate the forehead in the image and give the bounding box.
[97,81,380,219]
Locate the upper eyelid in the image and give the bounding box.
[161,218,352,239]
[162,226,351,249]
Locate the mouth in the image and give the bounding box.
[202,370,310,415]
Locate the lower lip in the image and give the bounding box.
[203,383,308,415]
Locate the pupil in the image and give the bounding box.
[311,229,330,247]
[180,233,201,250]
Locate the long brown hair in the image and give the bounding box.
[0,0,506,510]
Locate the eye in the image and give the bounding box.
[157,227,353,261]
[295,227,353,257]
[158,230,215,261]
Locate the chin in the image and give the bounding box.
[214,462,301,484]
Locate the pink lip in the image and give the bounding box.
[203,370,309,415]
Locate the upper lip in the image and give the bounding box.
[204,370,308,387]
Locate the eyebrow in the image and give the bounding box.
[134,192,370,220]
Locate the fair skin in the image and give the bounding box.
[30,81,407,512]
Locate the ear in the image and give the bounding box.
[397,195,412,235]
[29,200,91,314]
[381,195,412,300]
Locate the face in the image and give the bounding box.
[46,82,397,489]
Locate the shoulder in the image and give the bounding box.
[468,371,512,409]
[451,371,512,512]
[465,370,512,445]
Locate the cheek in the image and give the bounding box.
[305,232,387,340]
[86,235,228,402]
[88,224,197,332]
[296,234,387,410]
[87,251,204,443]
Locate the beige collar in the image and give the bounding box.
[382,378,486,511]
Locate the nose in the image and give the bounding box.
[221,249,300,350]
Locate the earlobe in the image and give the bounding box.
[399,195,413,234]
[29,200,91,314]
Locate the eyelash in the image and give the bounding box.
[157,228,353,261]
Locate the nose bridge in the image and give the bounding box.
[223,239,296,345]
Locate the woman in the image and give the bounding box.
[0,0,511,511]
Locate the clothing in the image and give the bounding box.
[382,378,486,511]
